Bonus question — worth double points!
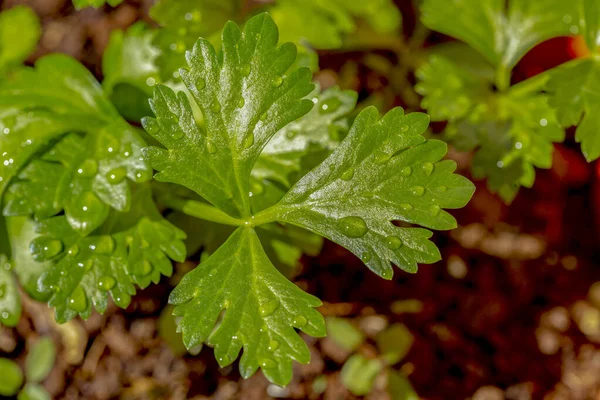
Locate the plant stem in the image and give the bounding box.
[495,64,511,92]
[164,196,244,227]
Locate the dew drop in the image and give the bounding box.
[133,169,153,182]
[268,340,280,351]
[260,358,276,369]
[243,133,255,149]
[145,120,160,135]
[400,124,409,132]
[67,244,80,257]
[292,315,308,328]
[196,77,206,90]
[259,299,280,317]
[374,151,391,165]
[437,186,447,193]
[171,129,185,140]
[386,236,403,250]
[422,162,434,176]
[361,251,372,263]
[430,205,441,216]
[319,97,342,114]
[286,130,297,139]
[210,99,221,113]
[77,159,98,178]
[340,168,354,181]
[400,166,412,177]
[94,236,115,255]
[30,237,63,261]
[237,97,245,108]
[106,167,127,184]
[98,276,116,291]
[218,354,232,365]
[206,140,217,154]
[239,63,251,77]
[339,216,368,238]
[271,75,283,87]
[400,203,413,211]
[1,312,9,319]
[410,186,425,197]
[68,286,88,313]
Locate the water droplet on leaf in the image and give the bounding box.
[400,124,409,132]
[271,75,283,87]
[30,237,63,261]
[410,186,425,197]
[319,97,342,114]
[340,168,354,181]
[422,162,434,176]
[361,251,372,262]
[141,260,153,276]
[430,205,441,216]
[261,358,276,369]
[259,299,280,317]
[243,133,255,149]
[400,166,412,177]
[292,315,308,328]
[237,97,245,108]
[68,286,87,313]
[98,276,116,291]
[239,63,251,77]
[400,203,413,211]
[94,236,115,255]
[206,140,217,154]
[196,77,206,90]
[437,186,447,193]
[268,340,280,351]
[106,167,127,184]
[210,100,221,113]
[339,216,368,238]
[77,159,98,177]
[133,169,152,182]
[386,236,403,250]
[67,245,80,256]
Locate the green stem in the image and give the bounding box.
[164,196,244,227]
[495,64,511,92]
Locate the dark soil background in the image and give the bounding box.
[1,1,600,399]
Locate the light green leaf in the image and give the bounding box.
[36,186,186,322]
[0,358,23,396]
[387,370,419,400]
[326,317,365,352]
[581,0,600,52]
[376,323,413,365]
[170,227,325,386]
[268,107,475,277]
[17,384,51,400]
[72,0,123,9]
[25,337,56,382]
[340,354,383,396]
[0,6,40,72]
[0,255,21,327]
[547,59,600,161]
[271,0,401,50]
[143,13,315,218]
[421,0,579,69]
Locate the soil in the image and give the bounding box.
[1,1,600,399]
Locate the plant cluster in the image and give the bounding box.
[0,0,597,388]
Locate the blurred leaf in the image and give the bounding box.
[72,0,123,9]
[0,6,40,72]
[0,255,21,327]
[157,305,187,356]
[376,323,414,365]
[387,370,419,400]
[17,384,51,400]
[326,317,365,351]
[421,0,579,69]
[25,337,56,382]
[102,23,160,121]
[0,358,23,396]
[340,354,383,396]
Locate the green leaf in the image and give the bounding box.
[271,0,401,50]
[340,354,383,396]
[421,0,579,69]
[0,358,23,396]
[17,384,51,400]
[36,186,186,322]
[170,227,325,386]
[547,59,600,161]
[25,337,56,382]
[268,107,475,277]
[581,0,600,52]
[0,255,21,327]
[0,6,41,72]
[143,13,315,218]
[326,317,365,352]
[72,0,123,9]
[6,218,51,303]
[387,370,419,400]
[102,23,160,121]
[376,323,413,365]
